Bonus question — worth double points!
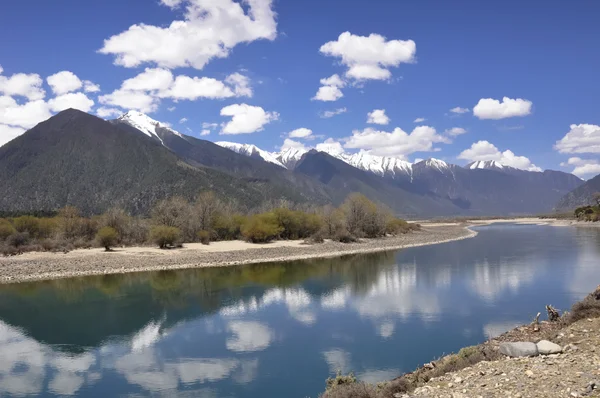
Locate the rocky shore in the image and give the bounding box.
[0,225,475,284]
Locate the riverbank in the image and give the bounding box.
[0,225,475,284]
[323,286,600,398]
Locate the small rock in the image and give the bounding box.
[537,340,563,355]
[499,342,539,357]
[454,377,463,383]
[525,370,534,378]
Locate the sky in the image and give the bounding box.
[1,0,600,177]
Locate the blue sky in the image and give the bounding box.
[1,0,599,177]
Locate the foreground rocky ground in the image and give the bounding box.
[0,225,474,284]
[409,317,600,398]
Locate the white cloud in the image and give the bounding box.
[561,157,600,178]
[320,32,416,81]
[316,138,344,155]
[167,106,176,111]
[202,122,218,129]
[122,68,174,92]
[288,127,313,139]
[312,85,343,102]
[46,71,83,95]
[220,103,278,134]
[445,127,467,136]
[83,80,100,93]
[321,107,347,118]
[458,140,541,171]
[0,124,26,147]
[99,89,158,113]
[200,129,211,136]
[225,73,253,97]
[367,109,390,125]
[320,74,345,88]
[179,117,188,124]
[164,75,235,100]
[554,124,600,154]
[96,107,122,118]
[281,138,308,151]
[343,126,450,158]
[99,0,277,70]
[47,92,94,113]
[449,106,469,114]
[473,97,532,120]
[413,117,426,123]
[0,71,45,100]
[0,96,52,128]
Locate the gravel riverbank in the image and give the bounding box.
[0,225,475,284]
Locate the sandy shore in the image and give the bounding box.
[0,225,476,284]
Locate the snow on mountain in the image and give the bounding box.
[420,158,450,171]
[337,151,413,177]
[116,111,185,145]
[467,160,506,170]
[216,141,286,168]
[276,147,308,169]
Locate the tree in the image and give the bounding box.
[593,192,600,207]
[0,219,16,240]
[96,227,118,251]
[241,213,283,243]
[320,205,344,237]
[151,197,193,240]
[58,206,82,239]
[101,208,130,242]
[194,191,221,233]
[150,226,182,249]
[340,193,387,238]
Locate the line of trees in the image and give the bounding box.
[0,192,418,255]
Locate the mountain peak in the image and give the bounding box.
[216,141,286,168]
[467,160,506,170]
[116,111,185,142]
[417,158,449,171]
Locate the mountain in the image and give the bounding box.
[294,151,460,217]
[555,173,600,210]
[215,141,285,168]
[113,113,331,205]
[0,109,274,215]
[220,140,583,216]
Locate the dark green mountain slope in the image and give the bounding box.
[0,109,269,214]
[555,173,600,210]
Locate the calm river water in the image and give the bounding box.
[0,224,598,397]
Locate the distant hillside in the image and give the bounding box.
[0,109,268,214]
[555,173,600,210]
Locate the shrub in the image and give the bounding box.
[325,371,357,391]
[333,229,358,243]
[37,218,59,239]
[101,208,131,242]
[241,213,283,243]
[13,216,40,236]
[0,219,16,240]
[305,231,325,244]
[150,226,182,249]
[96,227,118,251]
[197,230,211,245]
[7,232,29,248]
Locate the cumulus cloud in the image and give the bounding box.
[46,71,83,95]
[320,74,345,88]
[200,129,211,136]
[315,138,344,155]
[0,70,45,100]
[288,127,313,139]
[473,97,532,120]
[343,126,450,158]
[0,123,26,147]
[47,92,94,113]
[0,96,52,129]
[100,68,252,112]
[179,117,188,124]
[99,0,277,70]
[281,138,308,151]
[321,108,347,118]
[83,80,100,93]
[560,157,600,178]
[367,109,390,125]
[458,140,541,171]
[413,117,426,123]
[312,85,343,102]
[96,107,122,118]
[226,321,272,352]
[320,32,416,81]
[220,103,279,135]
[445,127,467,136]
[449,107,469,114]
[554,124,600,154]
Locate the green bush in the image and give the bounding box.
[96,226,118,251]
[37,218,58,239]
[150,226,182,249]
[0,219,16,240]
[241,213,283,243]
[13,216,40,236]
[197,230,211,245]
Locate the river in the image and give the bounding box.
[0,224,598,397]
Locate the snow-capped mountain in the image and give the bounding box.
[216,141,286,168]
[277,147,308,169]
[116,111,184,145]
[467,160,507,170]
